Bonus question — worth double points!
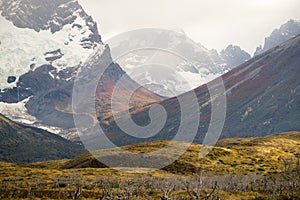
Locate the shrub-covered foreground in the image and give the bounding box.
[0,132,299,199]
[0,158,299,199]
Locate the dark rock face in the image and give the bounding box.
[7,76,16,84]
[220,45,251,71]
[0,0,102,49]
[0,65,57,103]
[254,19,300,56]
[0,64,75,127]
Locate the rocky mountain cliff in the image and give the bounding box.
[254,19,300,56]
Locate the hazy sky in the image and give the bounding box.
[78,0,300,55]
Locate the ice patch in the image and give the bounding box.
[0,97,37,124]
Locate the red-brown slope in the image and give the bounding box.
[72,46,162,125]
[94,79,162,120]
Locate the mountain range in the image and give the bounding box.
[0,0,299,156]
[108,20,300,97]
[104,34,300,146]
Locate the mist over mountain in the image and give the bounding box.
[113,20,300,97]
[108,29,250,97]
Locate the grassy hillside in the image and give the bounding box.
[62,132,300,175]
[0,114,86,162]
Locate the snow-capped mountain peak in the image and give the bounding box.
[0,0,104,89]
